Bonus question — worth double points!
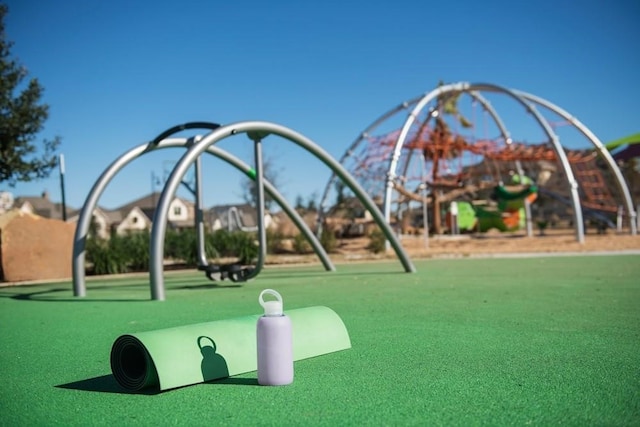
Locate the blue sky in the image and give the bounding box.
[3,0,639,211]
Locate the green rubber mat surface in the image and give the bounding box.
[1,255,639,425]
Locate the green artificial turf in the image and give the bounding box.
[1,255,639,426]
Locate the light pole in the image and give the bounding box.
[59,154,67,221]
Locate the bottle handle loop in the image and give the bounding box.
[259,289,283,309]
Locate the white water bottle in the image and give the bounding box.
[257,289,294,386]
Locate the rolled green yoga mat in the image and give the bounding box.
[110,306,350,391]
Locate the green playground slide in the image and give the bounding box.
[447,182,536,233]
[449,201,478,232]
[474,204,525,232]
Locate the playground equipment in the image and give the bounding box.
[225,206,258,232]
[73,121,415,301]
[537,188,615,230]
[606,133,640,163]
[73,122,334,298]
[445,177,538,233]
[152,121,415,300]
[320,82,637,243]
[476,183,538,233]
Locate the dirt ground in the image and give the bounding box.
[393,228,640,258]
[267,228,640,265]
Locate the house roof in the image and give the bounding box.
[114,191,194,212]
[102,208,124,223]
[14,194,75,220]
[326,196,382,218]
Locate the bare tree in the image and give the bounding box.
[241,156,282,210]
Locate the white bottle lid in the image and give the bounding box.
[259,289,284,316]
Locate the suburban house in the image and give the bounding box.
[10,190,277,237]
[13,191,74,220]
[64,192,196,238]
[113,192,195,231]
[81,206,123,239]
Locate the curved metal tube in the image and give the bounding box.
[384,84,467,237]
[317,96,423,235]
[72,138,334,298]
[319,88,531,243]
[472,84,576,238]
[152,121,416,299]
[227,207,258,231]
[210,147,334,273]
[149,122,222,146]
[149,123,224,269]
[515,90,637,235]
[243,135,267,284]
[72,140,180,297]
[385,82,585,243]
[469,91,532,237]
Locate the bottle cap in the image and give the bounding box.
[259,289,283,316]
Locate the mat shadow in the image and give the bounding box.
[210,377,259,386]
[198,336,230,381]
[56,375,159,395]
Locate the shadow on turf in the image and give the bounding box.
[209,377,259,386]
[173,283,243,290]
[0,286,148,303]
[0,281,242,302]
[56,374,259,394]
[56,375,160,395]
[262,270,405,281]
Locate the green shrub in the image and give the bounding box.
[123,230,149,271]
[293,233,313,254]
[163,228,197,265]
[85,234,129,275]
[163,228,219,266]
[85,227,260,275]
[210,229,233,257]
[84,230,149,275]
[211,229,259,264]
[229,231,259,264]
[366,229,386,254]
[266,229,286,254]
[320,228,338,253]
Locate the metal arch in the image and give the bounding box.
[383,82,470,236]
[470,83,583,243]
[383,89,536,239]
[72,139,179,297]
[515,90,637,235]
[379,90,534,239]
[315,89,512,236]
[318,87,526,242]
[148,122,221,146]
[469,91,533,237]
[71,138,335,298]
[468,91,511,144]
[396,91,514,191]
[149,122,223,269]
[152,121,416,300]
[317,94,425,234]
[204,146,336,275]
[385,82,585,243]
